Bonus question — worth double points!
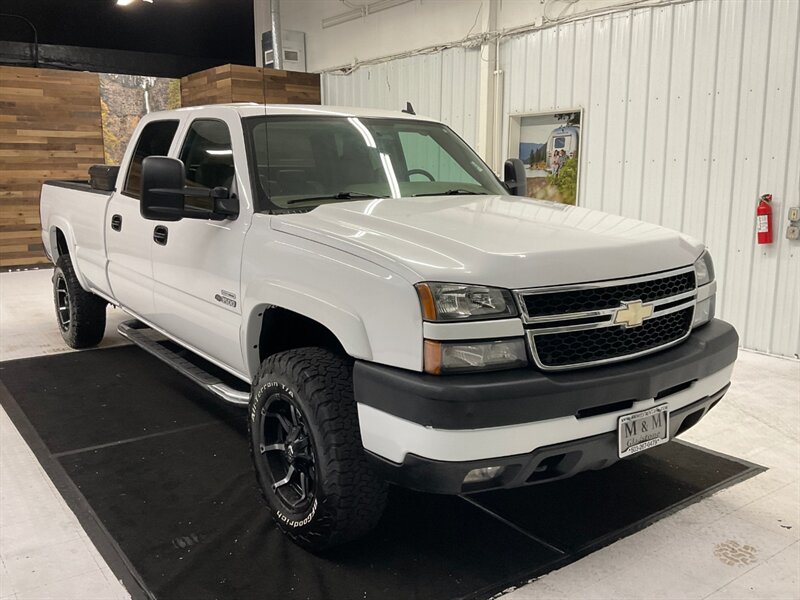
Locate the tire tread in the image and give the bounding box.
[54,254,106,349]
[249,348,387,551]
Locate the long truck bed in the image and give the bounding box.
[39,180,113,299]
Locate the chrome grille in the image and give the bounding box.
[515,267,696,371]
[532,308,693,368]
[520,271,695,317]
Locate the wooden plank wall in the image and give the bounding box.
[0,63,319,269]
[179,64,237,106]
[263,69,321,104]
[0,66,104,269]
[181,64,320,107]
[230,64,268,103]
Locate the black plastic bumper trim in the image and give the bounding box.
[354,319,738,430]
[367,385,729,495]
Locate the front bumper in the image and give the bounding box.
[367,386,728,494]
[353,319,738,494]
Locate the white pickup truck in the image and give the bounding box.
[40,104,738,551]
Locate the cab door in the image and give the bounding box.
[150,112,252,375]
[106,119,179,318]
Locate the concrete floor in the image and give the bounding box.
[1,268,798,600]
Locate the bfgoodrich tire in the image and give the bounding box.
[52,253,107,349]
[248,348,388,552]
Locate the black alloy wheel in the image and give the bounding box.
[258,392,317,513]
[248,348,388,551]
[51,253,106,349]
[54,272,71,332]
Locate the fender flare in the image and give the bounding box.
[47,219,91,290]
[242,279,373,376]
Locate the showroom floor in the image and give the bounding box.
[0,269,798,600]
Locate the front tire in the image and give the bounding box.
[248,348,388,552]
[52,253,107,349]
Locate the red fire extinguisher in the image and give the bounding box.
[757,193,773,245]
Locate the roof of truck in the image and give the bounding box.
[171,103,435,121]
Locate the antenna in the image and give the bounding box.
[401,102,416,115]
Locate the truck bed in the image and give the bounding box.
[43,180,113,196]
[39,180,114,298]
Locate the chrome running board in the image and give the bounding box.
[118,320,250,406]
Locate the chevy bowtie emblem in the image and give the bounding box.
[613,300,654,328]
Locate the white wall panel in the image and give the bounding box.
[661,2,695,233]
[724,0,774,345]
[499,0,799,358]
[760,0,800,357]
[620,8,653,221]
[602,12,633,217]
[680,1,720,243]
[322,47,482,149]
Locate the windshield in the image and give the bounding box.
[244,116,507,210]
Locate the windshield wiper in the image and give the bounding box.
[412,189,484,197]
[285,191,389,205]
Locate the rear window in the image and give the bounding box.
[124,120,179,199]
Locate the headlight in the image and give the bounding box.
[693,250,716,328]
[416,282,517,321]
[694,251,715,287]
[423,339,528,374]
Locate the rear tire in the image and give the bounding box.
[248,348,388,552]
[53,253,107,349]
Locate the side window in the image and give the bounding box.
[123,120,179,198]
[398,130,477,184]
[179,120,234,210]
[180,119,234,210]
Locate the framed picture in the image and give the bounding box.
[507,110,583,205]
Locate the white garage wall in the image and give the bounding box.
[320,0,800,358]
[499,0,799,358]
[256,0,649,73]
[322,46,482,149]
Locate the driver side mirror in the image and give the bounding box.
[503,158,527,197]
[140,156,239,221]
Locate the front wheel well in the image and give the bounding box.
[257,307,346,364]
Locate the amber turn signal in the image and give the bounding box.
[415,283,437,321]
[423,340,442,375]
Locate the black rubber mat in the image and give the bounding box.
[0,347,763,600]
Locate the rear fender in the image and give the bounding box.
[47,220,91,290]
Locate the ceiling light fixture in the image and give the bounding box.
[117,0,154,5]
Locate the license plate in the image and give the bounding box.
[618,404,669,458]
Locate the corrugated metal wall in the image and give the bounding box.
[500,0,799,358]
[322,46,483,149]
[321,0,800,358]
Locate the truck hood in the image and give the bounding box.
[271,195,703,289]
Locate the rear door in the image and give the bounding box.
[106,119,179,318]
[150,111,251,375]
